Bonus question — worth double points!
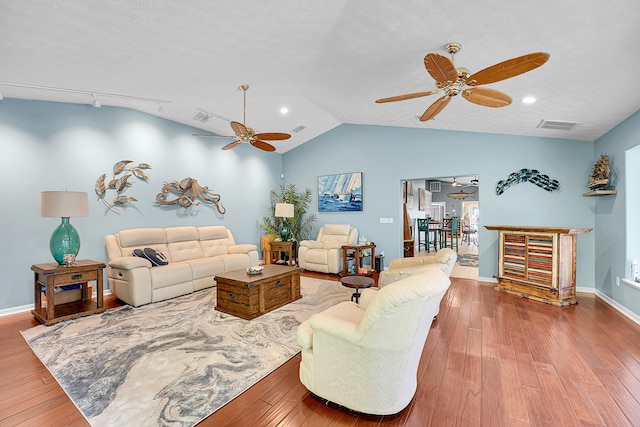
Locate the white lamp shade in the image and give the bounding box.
[41,191,89,217]
[274,202,294,218]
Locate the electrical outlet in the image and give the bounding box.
[616,276,620,286]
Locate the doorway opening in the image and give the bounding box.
[401,175,479,277]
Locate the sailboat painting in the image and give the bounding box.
[318,172,363,212]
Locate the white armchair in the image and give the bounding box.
[298,224,358,274]
[296,268,450,415]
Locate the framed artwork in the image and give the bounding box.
[318,172,363,212]
[419,188,426,211]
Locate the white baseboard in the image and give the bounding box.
[592,288,640,326]
[0,289,112,318]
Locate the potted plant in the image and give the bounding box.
[259,184,316,242]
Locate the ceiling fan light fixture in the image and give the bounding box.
[522,96,536,104]
[451,177,461,187]
[280,106,289,115]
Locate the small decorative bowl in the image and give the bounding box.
[246,266,264,275]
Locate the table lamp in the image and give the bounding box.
[274,202,294,241]
[41,191,89,265]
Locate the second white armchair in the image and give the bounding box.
[298,224,358,274]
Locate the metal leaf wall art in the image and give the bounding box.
[156,177,226,214]
[95,160,151,214]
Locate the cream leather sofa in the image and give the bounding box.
[105,226,259,307]
[296,267,450,415]
[378,248,457,288]
[298,224,358,274]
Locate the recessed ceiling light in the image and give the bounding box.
[280,107,289,115]
[522,96,536,104]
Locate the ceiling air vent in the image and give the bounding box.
[192,109,212,123]
[292,125,306,133]
[537,120,580,131]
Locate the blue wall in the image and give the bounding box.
[4,97,637,317]
[593,110,640,313]
[282,124,596,286]
[0,99,282,310]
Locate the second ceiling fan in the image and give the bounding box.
[376,42,549,121]
[193,85,291,152]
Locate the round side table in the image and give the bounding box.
[340,275,374,304]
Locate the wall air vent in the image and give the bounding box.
[537,120,580,131]
[192,109,212,123]
[292,125,306,133]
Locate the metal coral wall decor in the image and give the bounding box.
[496,169,559,195]
[95,160,151,214]
[156,177,226,214]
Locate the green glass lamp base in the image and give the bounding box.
[49,217,81,265]
[279,222,291,241]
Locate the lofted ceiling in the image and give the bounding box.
[2,1,639,153]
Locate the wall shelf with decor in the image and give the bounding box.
[583,189,617,197]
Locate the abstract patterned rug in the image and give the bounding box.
[21,277,352,427]
[456,253,479,267]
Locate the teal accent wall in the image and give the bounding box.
[0,99,282,310]
[593,110,640,313]
[282,124,595,286]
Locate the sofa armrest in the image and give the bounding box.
[300,240,323,249]
[309,312,362,344]
[109,256,152,269]
[297,320,314,349]
[389,256,435,269]
[323,243,346,250]
[228,244,258,254]
[358,288,378,310]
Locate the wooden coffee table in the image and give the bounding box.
[341,275,374,304]
[214,264,301,320]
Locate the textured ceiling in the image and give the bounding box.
[2,1,639,153]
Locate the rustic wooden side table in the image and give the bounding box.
[31,259,106,326]
[269,240,297,266]
[341,243,376,276]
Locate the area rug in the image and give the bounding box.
[456,253,479,267]
[21,277,352,427]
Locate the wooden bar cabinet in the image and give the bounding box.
[485,225,592,306]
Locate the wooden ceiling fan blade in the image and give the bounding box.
[192,133,236,138]
[420,96,451,121]
[467,52,550,86]
[462,87,512,108]
[221,140,242,150]
[230,121,250,137]
[253,132,291,141]
[250,139,276,152]
[424,53,458,84]
[375,90,439,103]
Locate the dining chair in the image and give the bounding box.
[416,218,434,252]
[462,219,478,246]
[440,217,459,251]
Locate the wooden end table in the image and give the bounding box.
[31,259,106,326]
[269,240,297,266]
[341,275,374,304]
[341,243,376,276]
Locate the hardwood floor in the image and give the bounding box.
[2,276,640,426]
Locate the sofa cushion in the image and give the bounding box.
[199,226,234,257]
[149,263,193,289]
[119,228,167,247]
[166,226,204,261]
[184,257,226,280]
